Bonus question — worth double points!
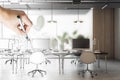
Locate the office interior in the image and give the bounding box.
[0,0,120,80]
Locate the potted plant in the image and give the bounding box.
[57,30,78,50]
[57,32,69,50]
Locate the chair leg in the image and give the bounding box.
[71,58,80,65]
[79,64,97,78]
[45,59,51,64]
[32,70,37,77]
[28,69,46,77]
[38,70,46,77]
[88,69,97,78]
[28,70,34,76]
[5,59,17,64]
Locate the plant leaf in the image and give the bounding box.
[73,30,78,35]
[63,32,68,39]
[57,36,62,40]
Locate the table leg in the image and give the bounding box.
[62,56,64,74]
[105,55,107,72]
[22,54,25,69]
[12,55,14,74]
[59,55,61,74]
[97,55,100,68]
[20,55,22,69]
[15,56,18,74]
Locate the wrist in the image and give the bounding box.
[0,6,8,23]
[0,6,4,22]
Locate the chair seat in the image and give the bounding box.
[80,51,96,64]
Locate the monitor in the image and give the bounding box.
[72,39,90,49]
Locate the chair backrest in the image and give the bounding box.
[80,51,96,64]
[30,52,45,64]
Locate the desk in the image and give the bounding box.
[94,51,108,72]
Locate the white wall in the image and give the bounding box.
[28,9,93,50]
[114,8,120,60]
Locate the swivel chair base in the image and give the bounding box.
[71,50,82,65]
[71,58,80,65]
[79,64,97,78]
[5,59,17,64]
[45,59,51,64]
[28,69,46,77]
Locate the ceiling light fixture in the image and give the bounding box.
[48,3,57,23]
[74,4,83,23]
[73,0,81,4]
[101,0,109,9]
[101,3,108,9]
[9,0,19,4]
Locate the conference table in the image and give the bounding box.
[47,50,108,74]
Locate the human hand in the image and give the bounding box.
[0,6,32,35]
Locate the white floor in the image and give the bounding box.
[0,58,120,80]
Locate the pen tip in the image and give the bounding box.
[26,36,30,41]
[17,15,20,18]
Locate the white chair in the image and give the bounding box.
[80,51,97,78]
[28,52,46,77]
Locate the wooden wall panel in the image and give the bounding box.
[93,9,114,59]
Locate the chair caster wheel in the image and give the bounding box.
[82,74,84,78]
[91,76,94,78]
[95,73,97,76]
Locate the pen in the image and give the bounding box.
[17,15,30,40]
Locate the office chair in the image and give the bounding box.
[71,50,82,65]
[28,52,47,77]
[79,51,97,78]
[5,39,19,65]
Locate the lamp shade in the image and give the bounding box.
[48,20,57,23]
[48,3,57,23]
[74,20,83,23]
[34,16,45,31]
[74,4,83,23]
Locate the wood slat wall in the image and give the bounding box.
[93,9,114,59]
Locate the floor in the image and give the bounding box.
[0,57,120,80]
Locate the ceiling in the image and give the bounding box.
[0,0,120,10]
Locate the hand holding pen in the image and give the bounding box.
[17,15,32,36]
[0,6,32,35]
[17,15,30,40]
[17,15,33,49]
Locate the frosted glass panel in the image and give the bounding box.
[0,39,9,49]
[32,38,50,50]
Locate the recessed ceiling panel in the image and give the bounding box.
[0,0,120,9]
